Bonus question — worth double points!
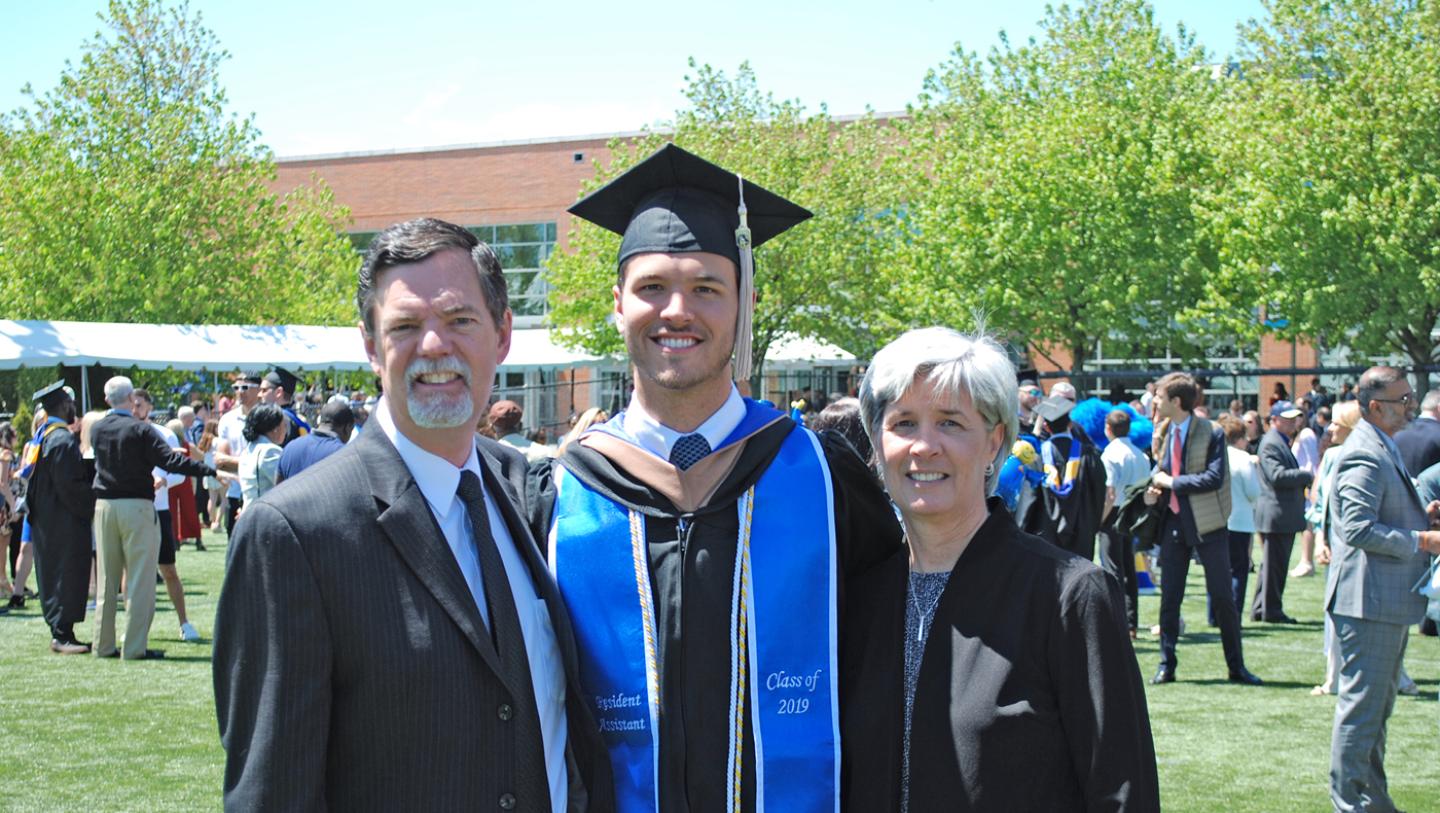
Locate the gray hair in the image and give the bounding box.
[104,376,134,408]
[1356,366,1405,416]
[859,326,1018,493]
[1421,388,1440,415]
[177,405,195,420]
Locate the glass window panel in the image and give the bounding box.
[545,222,558,241]
[467,225,496,243]
[496,244,541,269]
[348,231,378,253]
[495,223,545,244]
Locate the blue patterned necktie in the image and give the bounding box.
[669,433,711,471]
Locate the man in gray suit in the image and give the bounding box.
[213,219,611,811]
[1251,400,1313,623]
[1326,365,1440,813]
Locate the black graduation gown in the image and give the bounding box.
[26,427,95,635]
[842,501,1159,812]
[1024,433,1108,560]
[532,419,902,813]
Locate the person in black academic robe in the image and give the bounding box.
[1023,399,1108,562]
[533,141,904,812]
[843,500,1159,812]
[532,419,899,811]
[26,386,96,651]
[843,327,1158,813]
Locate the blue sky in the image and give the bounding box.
[3,0,1266,157]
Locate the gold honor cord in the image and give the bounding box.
[628,510,662,723]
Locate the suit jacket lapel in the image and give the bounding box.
[1361,421,1424,512]
[476,449,585,678]
[357,429,507,680]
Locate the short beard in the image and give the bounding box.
[405,356,474,429]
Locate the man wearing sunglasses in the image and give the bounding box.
[214,373,262,536]
[1326,366,1440,812]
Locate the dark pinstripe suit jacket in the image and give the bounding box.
[213,427,613,812]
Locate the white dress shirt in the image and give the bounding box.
[374,398,568,812]
[148,422,186,510]
[619,384,746,460]
[1102,436,1151,495]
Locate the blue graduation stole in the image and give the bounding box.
[549,410,840,813]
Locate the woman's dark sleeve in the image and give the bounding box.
[819,429,903,582]
[1050,567,1160,812]
[526,456,558,558]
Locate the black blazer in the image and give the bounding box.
[213,427,613,812]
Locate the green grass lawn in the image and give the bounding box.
[1,529,1436,811]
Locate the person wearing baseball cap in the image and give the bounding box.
[1250,400,1314,623]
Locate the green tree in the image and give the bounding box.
[544,61,898,383]
[899,0,1224,380]
[0,0,355,326]
[1214,0,1440,383]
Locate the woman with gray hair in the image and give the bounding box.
[841,327,1158,812]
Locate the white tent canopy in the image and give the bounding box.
[0,319,854,372]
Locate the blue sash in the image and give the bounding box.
[550,423,839,813]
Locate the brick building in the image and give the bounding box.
[274,133,857,433]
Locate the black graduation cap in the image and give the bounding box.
[31,380,71,411]
[265,367,302,394]
[568,143,812,380]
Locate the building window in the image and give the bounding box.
[469,223,557,318]
[345,222,557,319]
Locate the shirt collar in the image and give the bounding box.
[620,384,746,460]
[1170,415,1192,449]
[108,408,132,417]
[373,396,481,516]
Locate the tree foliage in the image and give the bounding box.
[896,0,1223,376]
[1214,0,1440,372]
[544,60,898,382]
[0,0,355,326]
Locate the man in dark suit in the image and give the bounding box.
[1250,400,1313,623]
[1393,388,1440,478]
[213,218,611,812]
[1147,372,1262,686]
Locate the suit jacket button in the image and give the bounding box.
[497,703,513,721]
[499,792,517,810]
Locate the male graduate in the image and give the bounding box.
[258,367,312,445]
[533,144,902,812]
[24,382,95,654]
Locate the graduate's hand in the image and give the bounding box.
[1426,500,1440,529]
[1143,486,1162,506]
